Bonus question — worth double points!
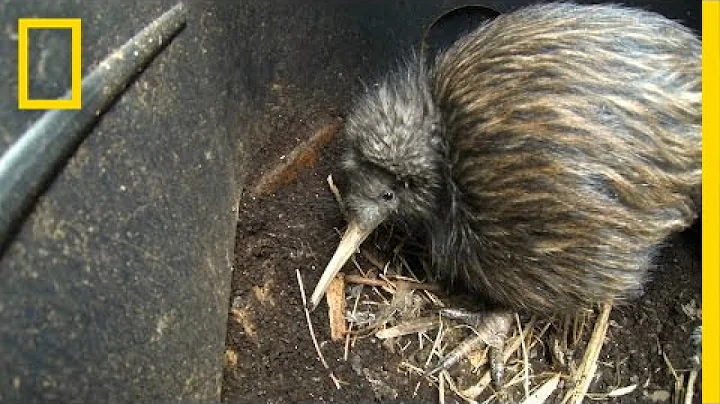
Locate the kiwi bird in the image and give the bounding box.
[308,2,701,326]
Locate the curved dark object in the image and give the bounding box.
[0,2,187,252]
[421,5,501,60]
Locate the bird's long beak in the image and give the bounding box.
[308,219,376,311]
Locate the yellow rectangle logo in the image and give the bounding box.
[17,18,81,110]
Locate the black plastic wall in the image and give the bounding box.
[0,1,241,401]
[0,0,701,402]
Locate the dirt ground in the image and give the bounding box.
[221,110,702,403]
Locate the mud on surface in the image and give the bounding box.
[221,107,702,403]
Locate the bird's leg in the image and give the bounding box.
[425,308,513,388]
[690,325,701,367]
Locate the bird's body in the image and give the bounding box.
[309,2,701,316]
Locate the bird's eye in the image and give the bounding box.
[382,191,395,201]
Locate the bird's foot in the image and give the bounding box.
[425,308,513,388]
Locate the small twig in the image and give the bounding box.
[348,255,393,304]
[427,317,446,368]
[517,313,530,400]
[252,121,341,196]
[527,321,553,353]
[606,384,638,398]
[503,367,531,390]
[329,373,346,388]
[296,269,342,389]
[562,315,571,357]
[519,373,561,404]
[482,391,500,404]
[662,350,681,386]
[439,371,446,404]
[344,274,442,292]
[565,300,614,404]
[572,312,589,348]
[443,371,478,404]
[344,284,363,361]
[399,360,426,376]
[327,174,346,216]
[376,316,440,339]
[396,253,422,282]
[674,373,684,404]
[345,275,393,289]
[343,323,353,361]
[684,369,698,404]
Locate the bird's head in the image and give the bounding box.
[309,62,445,310]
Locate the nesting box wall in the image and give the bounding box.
[0,1,243,401]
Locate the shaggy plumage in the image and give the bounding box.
[310,2,701,316]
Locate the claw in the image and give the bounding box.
[439,307,486,324]
[489,344,505,389]
[425,333,486,377]
[426,309,513,388]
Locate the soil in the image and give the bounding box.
[221,110,702,403]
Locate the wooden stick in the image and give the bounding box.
[344,274,442,292]
[519,374,561,404]
[296,269,342,389]
[564,300,613,404]
[327,275,347,341]
[517,313,530,400]
[685,369,698,404]
[327,174,346,216]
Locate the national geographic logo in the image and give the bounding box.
[17,18,81,110]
